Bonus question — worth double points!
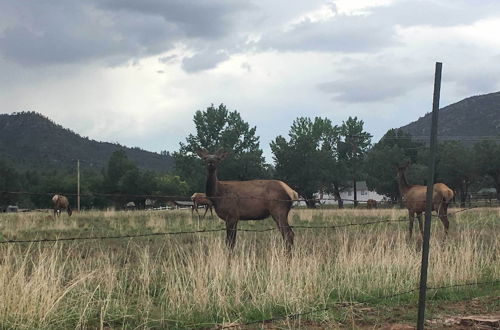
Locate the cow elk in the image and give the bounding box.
[396,163,454,238]
[52,194,72,217]
[197,149,298,253]
[191,192,214,219]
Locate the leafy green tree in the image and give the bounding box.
[0,158,21,209]
[473,141,500,201]
[271,117,346,208]
[174,104,268,192]
[104,150,141,207]
[339,117,372,207]
[436,141,475,206]
[155,175,189,197]
[365,129,425,202]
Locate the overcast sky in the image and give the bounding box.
[1,0,500,162]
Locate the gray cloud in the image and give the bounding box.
[96,0,253,39]
[259,14,398,53]
[256,0,500,54]
[158,54,179,64]
[371,0,500,28]
[182,51,230,73]
[318,63,428,103]
[0,0,252,66]
[3,0,499,72]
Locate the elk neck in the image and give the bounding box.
[398,171,411,196]
[205,167,219,201]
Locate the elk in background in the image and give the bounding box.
[52,194,72,217]
[191,192,214,219]
[396,163,454,238]
[197,149,298,252]
[366,199,378,209]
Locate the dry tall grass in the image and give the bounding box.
[0,207,498,328]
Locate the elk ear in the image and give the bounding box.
[215,148,229,160]
[196,149,209,159]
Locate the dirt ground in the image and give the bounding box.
[232,296,500,329]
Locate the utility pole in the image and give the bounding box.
[417,62,442,330]
[77,159,80,212]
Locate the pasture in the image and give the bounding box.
[0,207,498,328]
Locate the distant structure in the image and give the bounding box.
[309,181,388,206]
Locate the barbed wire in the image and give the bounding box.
[0,219,409,245]
[214,280,500,329]
[1,189,499,205]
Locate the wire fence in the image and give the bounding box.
[0,190,498,328]
[1,189,499,206]
[0,218,411,245]
[215,280,500,329]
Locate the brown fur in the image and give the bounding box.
[52,194,72,217]
[366,199,378,209]
[191,192,214,218]
[396,164,454,238]
[197,149,298,252]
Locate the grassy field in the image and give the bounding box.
[0,207,498,329]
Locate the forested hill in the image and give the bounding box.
[0,112,174,172]
[400,91,500,143]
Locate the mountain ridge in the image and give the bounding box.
[0,111,174,172]
[399,91,500,143]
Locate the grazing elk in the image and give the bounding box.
[197,149,298,252]
[366,199,378,209]
[396,163,454,238]
[52,194,72,217]
[191,192,214,219]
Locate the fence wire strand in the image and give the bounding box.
[215,280,500,329]
[0,218,409,244]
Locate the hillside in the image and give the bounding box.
[400,91,500,143]
[0,112,174,172]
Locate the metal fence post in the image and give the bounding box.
[417,62,442,329]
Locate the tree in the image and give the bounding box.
[0,158,21,209]
[174,104,268,192]
[155,175,189,197]
[436,141,475,206]
[339,117,371,207]
[271,117,346,208]
[104,150,141,208]
[365,129,425,203]
[473,141,500,201]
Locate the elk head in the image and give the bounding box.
[197,149,229,171]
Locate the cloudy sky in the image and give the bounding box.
[1,0,500,161]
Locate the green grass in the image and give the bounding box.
[0,207,498,328]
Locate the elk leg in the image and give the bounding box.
[202,205,209,219]
[417,212,423,237]
[408,211,415,239]
[225,220,238,250]
[438,203,450,236]
[272,213,294,254]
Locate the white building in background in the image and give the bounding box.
[312,181,388,206]
[339,181,388,205]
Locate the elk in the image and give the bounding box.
[396,163,454,238]
[366,199,378,209]
[191,192,214,218]
[52,194,72,217]
[197,149,298,252]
